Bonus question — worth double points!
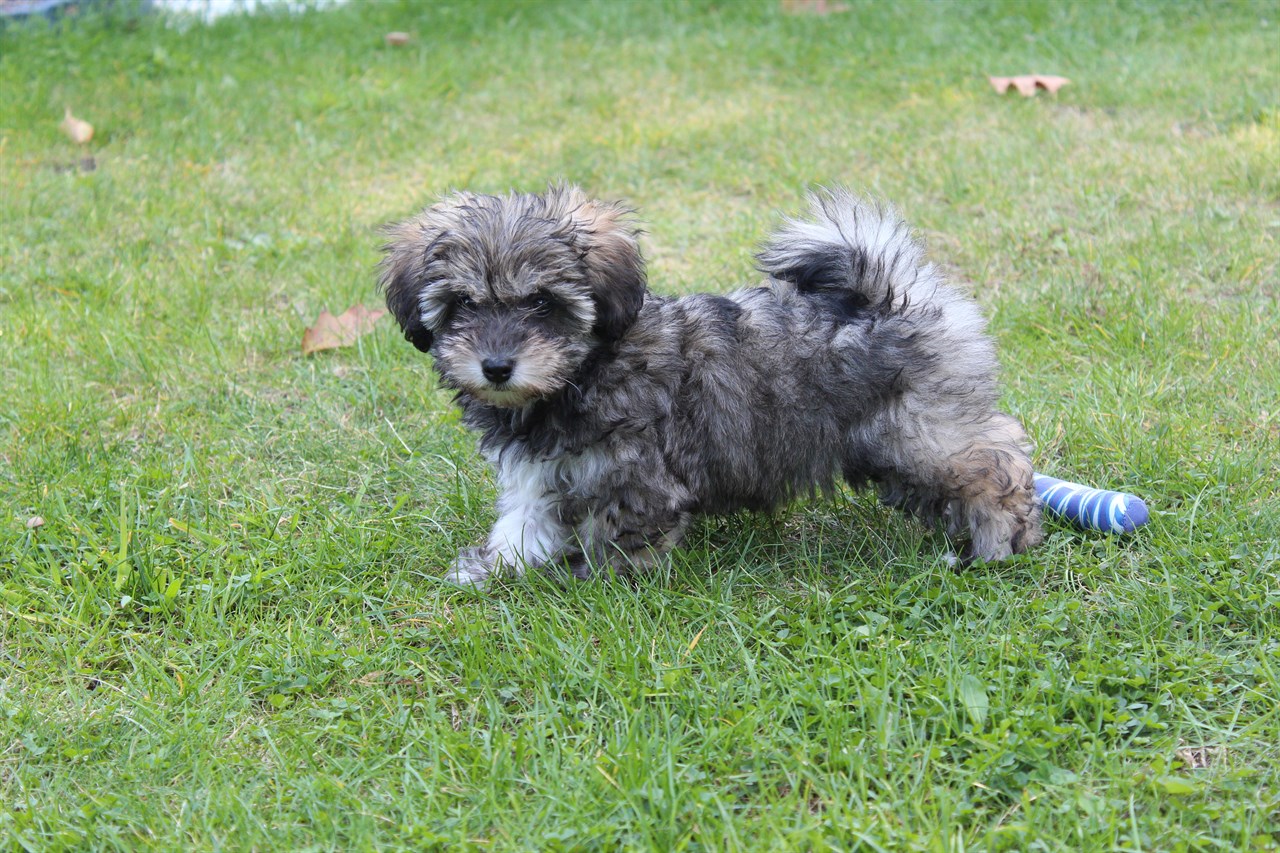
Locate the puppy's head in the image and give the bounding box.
[379,185,645,408]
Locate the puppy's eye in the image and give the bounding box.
[529,294,555,316]
[455,294,477,310]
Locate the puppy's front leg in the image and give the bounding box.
[568,509,691,579]
[446,462,568,587]
[447,500,567,586]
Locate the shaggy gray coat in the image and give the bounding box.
[380,186,1042,584]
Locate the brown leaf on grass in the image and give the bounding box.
[1176,745,1227,770]
[781,0,850,14]
[302,304,387,355]
[60,107,94,144]
[384,31,411,46]
[989,75,1071,96]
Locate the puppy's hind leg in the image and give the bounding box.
[945,412,1043,562]
[851,410,1043,563]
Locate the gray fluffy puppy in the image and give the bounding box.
[380,186,1042,586]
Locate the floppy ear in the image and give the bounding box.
[378,220,434,352]
[378,193,476,353]
[548,186,647,342]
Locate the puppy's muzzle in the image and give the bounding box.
[481,356,515,385]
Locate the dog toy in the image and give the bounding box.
[1034,474,1149,534]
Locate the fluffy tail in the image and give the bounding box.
[755,188,935,314]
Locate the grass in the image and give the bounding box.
[1,0,1277,849]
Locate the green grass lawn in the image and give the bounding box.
[2,0,1277,849]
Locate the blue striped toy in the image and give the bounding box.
[1034,474,1149,534]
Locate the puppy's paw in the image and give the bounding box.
[445,547,493,588]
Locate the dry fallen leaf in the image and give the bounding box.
[781,0,850,13]
[1176,745,1226,770]
[385,31,411,46]
[302,304,387,355]
[60,107,94,144]
[989,75,1071,96]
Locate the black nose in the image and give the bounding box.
[481,357,515,384]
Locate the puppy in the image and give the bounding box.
[380,186,1042,586]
